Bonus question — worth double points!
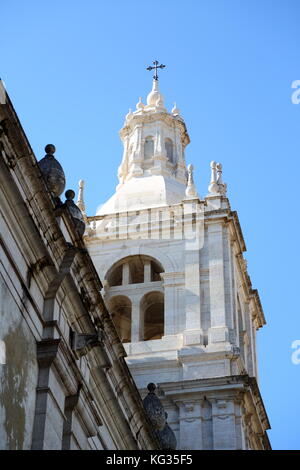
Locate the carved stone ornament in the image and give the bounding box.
[143,383,177,450]
[71,329,104,357]
[38,144,66,197]
[208,161,227,196]
[143,383,166,431]
[64,189,85,236]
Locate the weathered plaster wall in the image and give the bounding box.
[0,276,38,450]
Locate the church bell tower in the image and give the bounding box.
[83,64,271,450]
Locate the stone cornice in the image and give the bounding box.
[158,374,271,445]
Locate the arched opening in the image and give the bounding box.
[141,291,164,341]
[151,260,162,281]
[107,263,123,287]
[108,295,131,343]
[144,136,154,159]
[106,256,164,286]
[129,256,145,284]
[165,138,174,163]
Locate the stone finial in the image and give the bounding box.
[208,161,218,194]
[185,164,198,198]
[216,162,227,195]
[143,383,177,450]
[76,179,86,214]
[171,102,180,116]
[125,108,133,120]
[136,97,144,111]
[146,79,165,109]
[143,383,166,431]
[143,384,177,450]
[208,161,227,196]
[64,189,85,236]
[38,144,66,197]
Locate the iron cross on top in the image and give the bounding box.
[146,60,166,80]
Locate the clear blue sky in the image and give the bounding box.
[1,0,300,450]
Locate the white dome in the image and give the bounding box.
[96,175,186,215]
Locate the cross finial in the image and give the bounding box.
[146,60,166,80]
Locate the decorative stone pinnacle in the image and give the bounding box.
[216,163,223,183]
[65,189,85,236]
[143,382,177,450]
[38,144,65,198]
[126,108,133,120]
[136,97,144,111]
[208,161,227,196]
[76,179,86,214]
[171,102,180,115]
[185,163,198,198]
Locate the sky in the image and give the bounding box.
[1,0,300,450]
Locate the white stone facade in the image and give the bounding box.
[84,79,271,450]
[0,94,157,450]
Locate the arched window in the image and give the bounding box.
[106,256,164,286]
[144,136,154,159]
[107,263,123,287]
[108,295,132,343]
[105,256,165,343]
[165,138,174,163]
[141,291,164,341]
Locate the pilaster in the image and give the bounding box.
[178,401,203,450]
[211,398,236,450]
[31,339,63,449]
[207,222,229,344]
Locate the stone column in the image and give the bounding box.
[131,294,143,342]
[144,260,151,283]
[207,222,229,344]
[129,125,143,177]
[122,262,131,285]
[161,273,182,336]
[175,128,186,184]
